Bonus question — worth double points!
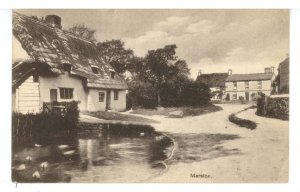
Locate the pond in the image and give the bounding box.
[12,124,174,183]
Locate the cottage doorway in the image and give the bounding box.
[245,92,249,102]
[106,90,111,110]
[50,89,57,102]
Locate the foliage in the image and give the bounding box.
[180,81,211,107]
[97,40,135,74]
[266,97,289,120]
[12,101,80,147]
[127,79,158,109]
[256,95,289,120]
[68,24,97,42]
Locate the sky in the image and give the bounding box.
[15,9,289,79]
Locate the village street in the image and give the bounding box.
[80,104,288,182]
[120,104,289,183]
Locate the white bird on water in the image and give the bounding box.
[15,164,26,171]
[58,145,69,150]
[35,143,42,147]
[32,171,41,179]
[63,150,76,155]
[40,162,48,170]
[25,156,32,163]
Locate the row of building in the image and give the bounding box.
[196,57,289,102]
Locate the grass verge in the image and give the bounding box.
[81,111,158,123]
[131,105,222,118]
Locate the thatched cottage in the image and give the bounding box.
[12,12,128,114]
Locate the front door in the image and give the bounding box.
[50,89,57,102]
[245,92,249,102]
[106,90,111,110]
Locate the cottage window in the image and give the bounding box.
[110,71,115,79]
[232,93,237,100]
[245,81,249,90]
[233,82,237,90]
[91,66,99,74]
[59,88,73,99]
[257,81,262,89]
[114,90,118,100]
[98,92,105,102]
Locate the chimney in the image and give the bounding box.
[228,69,232,75]
[264,67,271,73]
[198,70,202,76]
[271,66,275,74]
[45,15,62,29]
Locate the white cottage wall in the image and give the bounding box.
[14,76,40,113]
[87,89,107,111]
[39,72,87,111]
[110,90,127,111]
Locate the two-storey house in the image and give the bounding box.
[225,68,275,102]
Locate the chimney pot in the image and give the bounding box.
[198,70,202,76]
[45,15,62,29]
[228,69,232,75]
[264,67,271,73]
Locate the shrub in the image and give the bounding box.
[229,113,257,130]
[12,101,80,147]
[256,95,289,120]
[265,97,289,120]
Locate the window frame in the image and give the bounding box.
[59,88,74,99]
[233,81,237,90]
[257,80,262,89]
[245,81,249,90]
[114,90,118,100]
[232,93,237,100]
[98,91,105,102]
[91,66,99,74]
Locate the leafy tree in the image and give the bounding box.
[68,24,97,42]
[142,44,180,106]
[97,40,134,74]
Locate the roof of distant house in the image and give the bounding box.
[226,73,273,82]
[196,73,229,87]
[12,12,128,90]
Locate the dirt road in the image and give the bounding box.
[144,104,289,182]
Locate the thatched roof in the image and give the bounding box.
[12,12,128,90]
[196,73,228,87]
[226,73,273,82]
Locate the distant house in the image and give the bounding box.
[12,12,128,114]
[196,70,229,101]
[225,68,275,102]
[278,57,289,93]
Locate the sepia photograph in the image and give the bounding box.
[11,9,289,183]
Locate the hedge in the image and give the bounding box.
[257,96,289,120]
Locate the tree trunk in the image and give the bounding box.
[157,90,161,107]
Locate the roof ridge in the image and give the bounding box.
[13,12,94,44]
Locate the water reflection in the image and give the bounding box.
[12,127,172,183]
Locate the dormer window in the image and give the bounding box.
[91,65,100,74]
[91,67,99,74]
[110,71,115,79]
[63,63,71,72]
